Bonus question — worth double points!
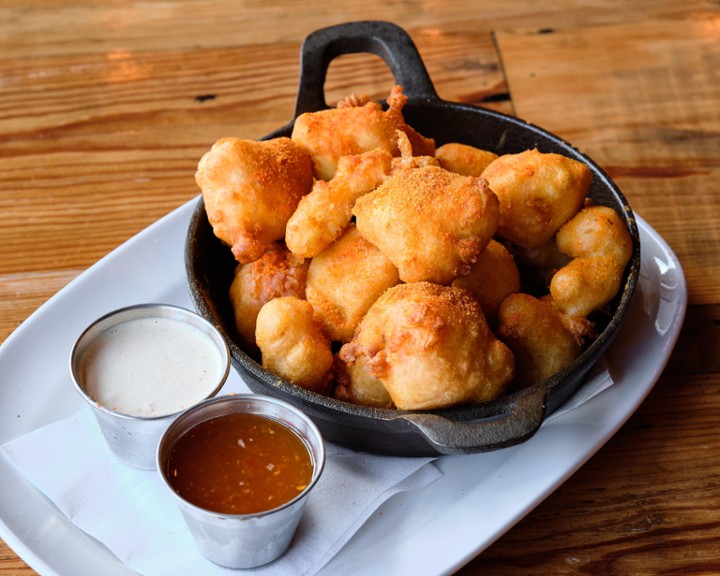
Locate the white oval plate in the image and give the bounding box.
[0,199,686,576]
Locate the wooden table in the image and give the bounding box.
[1,1,718,574]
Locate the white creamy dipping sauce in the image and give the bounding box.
[81,316,224,418]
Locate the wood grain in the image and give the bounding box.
[1,1,719,574]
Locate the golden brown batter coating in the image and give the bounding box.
[255,297,333,394]
[435,142,498,176]
[285,148,393,258]
[390,129,441,173]
[353,165,500,285]
[451,239,521,326]
[497,293,581,389]
[196,137,314,264]
[550,256,624,319]
[228,243,308,352]
[481,149,591,249]
[305,225,399,343]
[199,81,635,410]
[555,205,633,265]
[334,354,393,408]
[551,205,633,318]
[338,282,514,410]
[291,85,435,180]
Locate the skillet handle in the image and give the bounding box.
[294,20,439,117]
[397,386,549,455]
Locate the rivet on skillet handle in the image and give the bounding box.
[397,385,549,455]
[293,20,440,117]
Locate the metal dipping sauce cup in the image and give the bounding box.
[157,394,326,569]
[70,304,231,470]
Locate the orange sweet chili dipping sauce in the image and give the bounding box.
[165,412,314,515]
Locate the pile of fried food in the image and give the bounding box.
[195,85,633,411]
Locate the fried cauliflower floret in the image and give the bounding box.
[306,225,399,343]
[353,165,500,284]
[435,142,499,177]
[555,205,633,265]
[550,205,633,318]
[550,257,624,320]
[285,148,393,258]
[498,293,581,389]
[334,354,393,408]
[255,297,333,394]
[480,148,591,249]
[228,243,308,352]
[196,137,314,263]
[337,282,514,410]
[291,85,435,180]
[451,239,521,326]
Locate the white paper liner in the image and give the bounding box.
[0,359,612,575]
[1,409,441,576]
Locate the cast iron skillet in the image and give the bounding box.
[185,21,641,456]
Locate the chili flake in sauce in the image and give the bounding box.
[165,412,313,515]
